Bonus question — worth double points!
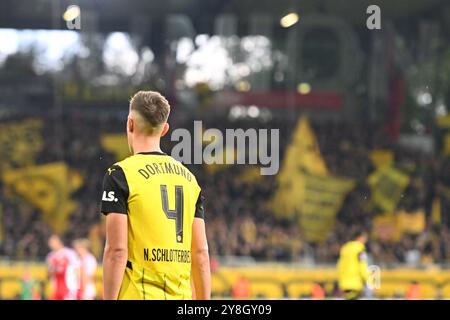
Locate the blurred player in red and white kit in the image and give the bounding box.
[73,238,98,300]
[46,234,80,300]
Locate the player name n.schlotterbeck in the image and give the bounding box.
[144,247,191,263]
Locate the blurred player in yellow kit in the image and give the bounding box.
[101,91,211,300]
[337,230,369,300]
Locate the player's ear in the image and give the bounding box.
[127,116,134,133]
[160,122,169,137]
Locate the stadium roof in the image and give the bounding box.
[0,0,447,33]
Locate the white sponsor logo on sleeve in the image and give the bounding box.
[102,191,118,202]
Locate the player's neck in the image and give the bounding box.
[132,136,162,155]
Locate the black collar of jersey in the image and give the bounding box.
[137,151,168,156]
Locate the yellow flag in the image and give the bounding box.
[372,214,401,242]
[2,162,83,233]
[397,209,425,234]
[0,119,44,172]
[443,135,450,156]
[268,116,354,241]
[281,117,328,177]
[299,173,354,242]
[372,210,425,242]
[368,166,410,213]
[269,117,328,219]
[437,115,450,128]
[101,134,130,161]
[370,150,394,169]
[431,197,441,226]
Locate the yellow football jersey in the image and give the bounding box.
[100,151,205,300]
[337,240,369,292]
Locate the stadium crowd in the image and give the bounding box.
[1,112,450,267]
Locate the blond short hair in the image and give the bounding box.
[130,91,170,129]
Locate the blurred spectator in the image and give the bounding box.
[406,281,422,300]
[231,276,251,299]
[72,238,98,300]
[311,283,325,300]
[19,271,40,300]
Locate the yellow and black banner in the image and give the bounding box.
[2,162,83,234]
[299,172,354,242]
[269,117,353,242]
[372,209,425,243]
[368,166,410,213]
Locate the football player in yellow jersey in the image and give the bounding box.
[101,91,211,300]
[337,230,369,300]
